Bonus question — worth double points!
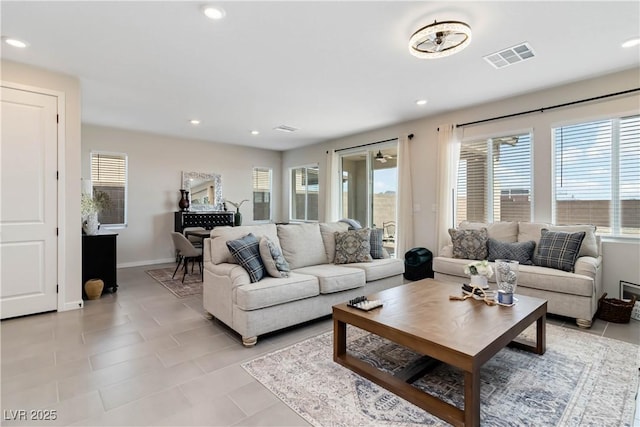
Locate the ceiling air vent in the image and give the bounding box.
[273,125,299,133]
[483,42,535,69]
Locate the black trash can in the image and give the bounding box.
[404,247,433,281]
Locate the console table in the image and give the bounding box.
[174,211,234,233]
[82,232,118,298]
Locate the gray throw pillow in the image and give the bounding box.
[488,238,536,265]
[533,229,586,272]
[226,233,265,283]
[334,229,372,264]
[259,236,290,278]
[369,228,385,259]
[449,228,488,260]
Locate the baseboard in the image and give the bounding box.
[117,258,175,269]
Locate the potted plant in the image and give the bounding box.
[464,260,494,289]
[81,191,111,235]
[225,198,249,226]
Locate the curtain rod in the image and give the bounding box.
[456,87,640,128]
[333,134,414,153]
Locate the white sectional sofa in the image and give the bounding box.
[202,222,404,346]
[433,221,603,328]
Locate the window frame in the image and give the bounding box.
[289,164,319,222]
[552,114,640,238]
[90,150,128,228]
[456,130,533,224]
[252,166,273,222]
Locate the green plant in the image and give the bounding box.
[81,191,111,217]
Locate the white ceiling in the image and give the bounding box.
[2,1,639,151]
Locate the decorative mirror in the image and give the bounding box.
[182,171,223,211]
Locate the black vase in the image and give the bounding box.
[234,211,242,226]
[179,189,190,211]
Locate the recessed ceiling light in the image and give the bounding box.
[202,5,226,20]
[189,119,201,125]
[622,37,640,48]
[2,37,29,48]
[416,99,428,106]
[251,130,260,135]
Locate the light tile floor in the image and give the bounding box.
[1,263,638,426]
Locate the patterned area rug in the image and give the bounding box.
[242,324,639,426]
[145,267,202,298]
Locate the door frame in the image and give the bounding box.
[2,81,69,313]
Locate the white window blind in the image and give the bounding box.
[456,133,532,224]
[91,152,127,226]
[290,166,319,221]
[252,167,272,221]
[554,115,640,236]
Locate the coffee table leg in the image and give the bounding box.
[536,313,546,355]
[334,318,346,359]
[464,369,481,427]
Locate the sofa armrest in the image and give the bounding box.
[439,245,453,257]
[205,262,251,288]
[574,255,601,279]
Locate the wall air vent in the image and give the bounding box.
[483,42,535,69]
[273,125,299,133]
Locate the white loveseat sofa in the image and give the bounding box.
[433,221,603,328]
[202,222,405,346]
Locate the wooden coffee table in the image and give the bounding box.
[333,279,547,427]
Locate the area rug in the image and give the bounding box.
[145,267,202,298]
[242,324,639,426]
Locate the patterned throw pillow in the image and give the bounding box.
[449,228,488,260]
[369,228,385,259]
[487,238,536,265]
[334,229,372,264]
[226,233,265,283]
[259,236,290,278]
[533,229,586,272]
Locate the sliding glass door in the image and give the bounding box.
[340,142,398,255]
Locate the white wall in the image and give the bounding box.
[2,60,83,309]
[283,68,640,297]
[81,125,283,267]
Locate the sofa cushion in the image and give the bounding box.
[548,224,598,258]
[226,233,266,283]
[348,258,404,282]
[460,221,518,243]
[449,228,488,260]
[278,223,328,269]
[334,229,373,264]
[517,222,549,246]
[319,222,350,263]
[210,224,279,264]
[533,229,586,272]
[369,228,385,259]
[259,236,290,278]
[234,273,319,311]
[487,238,536,265]
[294,264,365,294]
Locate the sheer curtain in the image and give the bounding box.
[324,149,340,222]
[436,125,461,253]
[396,135,413,259]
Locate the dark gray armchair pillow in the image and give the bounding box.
[488,238,536,265]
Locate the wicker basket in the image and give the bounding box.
[597,293,637,323]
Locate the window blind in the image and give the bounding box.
[554,115,640,236]
[253,167,272,221]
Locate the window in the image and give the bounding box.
[91,152,127,227]
[554,115,639,236]
[456,133,532,224]
[290,166,319,221]
[252,167,272,221]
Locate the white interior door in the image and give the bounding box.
[1,86,58,319]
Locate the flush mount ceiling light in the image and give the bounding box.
[202,5,226,20]
[2,36,29,48]
[409,20,472,59]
